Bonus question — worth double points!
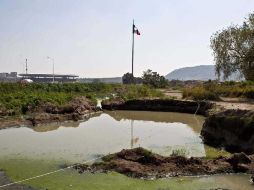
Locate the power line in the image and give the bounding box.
[0,156,102,188]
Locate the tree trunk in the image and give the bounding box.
[243,63,254,81]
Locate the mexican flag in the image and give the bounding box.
[133,24,141,35]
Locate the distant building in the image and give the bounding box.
[19,73,79,83]
[9,72,18,77]
[0,72,18,82]
[0,73,7,78]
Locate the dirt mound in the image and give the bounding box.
[74,147,254,179]
[201,109,254,154]
[0,96,101,128]
[41,97,96,114]
[26,97,100,125]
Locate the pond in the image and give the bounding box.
[0,111,252,190]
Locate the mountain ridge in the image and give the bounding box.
[165,65,241,81]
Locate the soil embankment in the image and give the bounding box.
[74,147,254,179]
[201,109,254,154]
[102,98,214,116]
[0,96,101,129]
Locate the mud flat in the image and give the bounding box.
[74,147,254,179]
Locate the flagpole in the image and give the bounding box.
[132,19,134,77]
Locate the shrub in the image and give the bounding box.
[183,81,254,100]
[171,149,188,157]
[183,86,219,100]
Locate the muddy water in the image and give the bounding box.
[0,111,252,190]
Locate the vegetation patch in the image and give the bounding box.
[183,86,220,101]
[0,83,163,117]
[182,81,254,100]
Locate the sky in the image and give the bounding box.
[0,0,254,78]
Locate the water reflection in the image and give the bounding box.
[106,110,205,133]
[31,112,102,132]
[0,111,208,161]
[130,120,139,149]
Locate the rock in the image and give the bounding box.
[201,109,254,154]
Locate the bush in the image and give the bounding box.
[116,84,164,100]
[183,81,254,100]
[183,86,220,100]
[171,149,188,157]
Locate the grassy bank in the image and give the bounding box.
[183,81,254,100]
[0,83,163,116]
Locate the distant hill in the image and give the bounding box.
[165,65,242,81]
[78,77,122,83]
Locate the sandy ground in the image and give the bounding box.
[162,90,254,111]
[213,97,254,110]
[159,89,182,99]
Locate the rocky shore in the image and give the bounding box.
[74,147,254,179]
[0,96,101,129]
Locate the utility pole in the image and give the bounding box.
[25,59,28,74]
[47,57,55,83]
[52,58,55,83]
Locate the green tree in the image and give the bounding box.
[211,13,254,81]
[122,73,143,84]
[122,73,135,84]
[142,69,168,88]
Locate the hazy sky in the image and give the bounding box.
[0,0,254,77]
